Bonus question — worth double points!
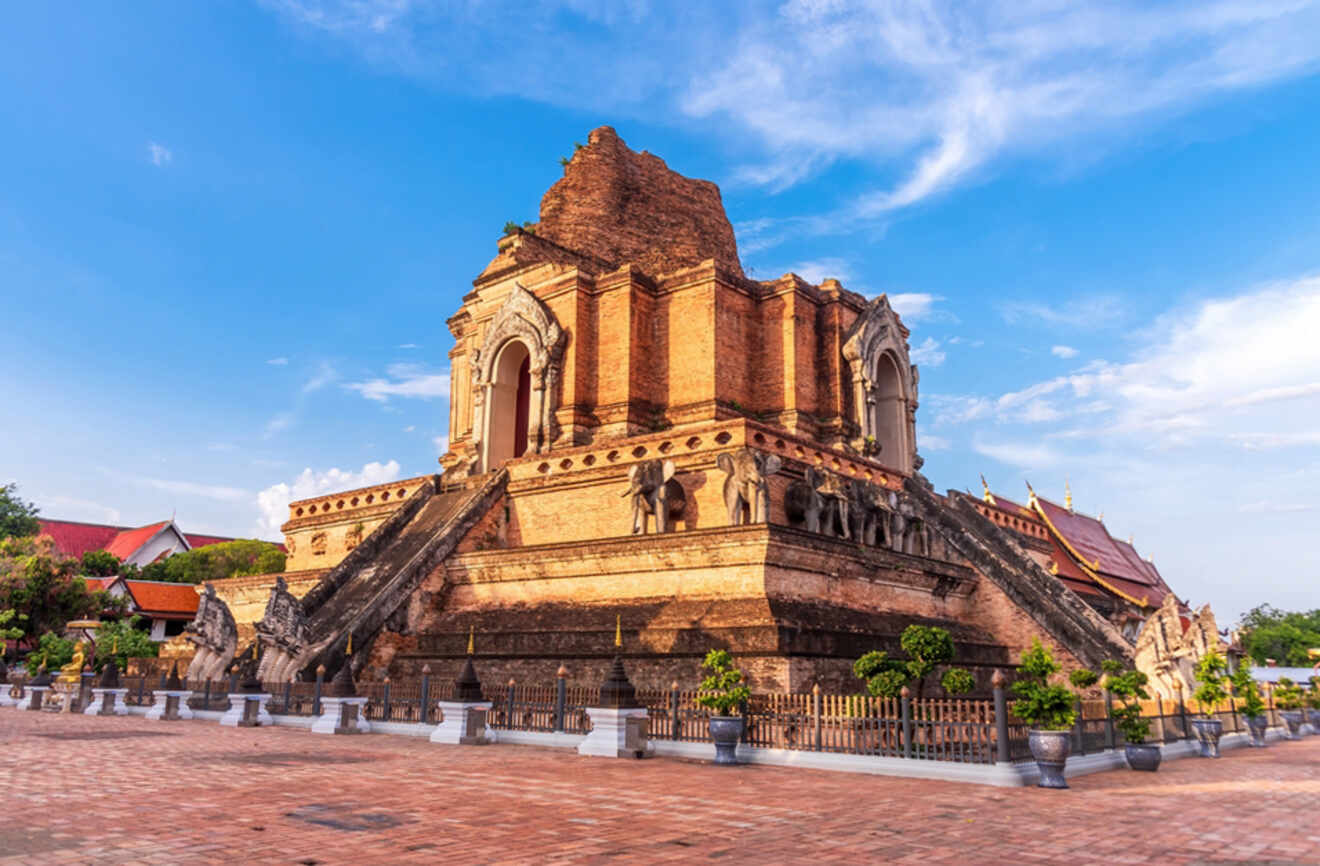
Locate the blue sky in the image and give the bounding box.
[3,2,1319,625]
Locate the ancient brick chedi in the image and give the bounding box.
[220,127,1139,692]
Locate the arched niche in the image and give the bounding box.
[470,283,565,472]
[842,295,920,474]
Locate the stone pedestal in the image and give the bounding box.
[145,690,194,721]
[312,696,371,735]
[430,701,493,745]
[26,686,50,711]
[84,688,130,716]
[578,707,652,759]
[219,693,273,727]
[52,681,83,713]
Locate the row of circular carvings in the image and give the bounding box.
[293,486,412,518]
[533,430,891,486]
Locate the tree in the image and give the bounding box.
[1010,639,1085,731]
[137,539,285,584]
[94,616,159,672]
[854,624,975,698]
[29,631,75,673]
[1237,604,1320,666]
[80,550,121,577]
[0,607,24,643]
[0,482,40,540]
[694,649,750,715]
[0,535,124,643]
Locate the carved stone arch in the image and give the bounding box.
[842,295,919,473]
[471,283,565,471]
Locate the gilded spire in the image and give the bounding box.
[467,625,474,655]
[980,474,996,505]
[614,614,622,648]
[1065,478,1073,512]
[1025,480,1038,506]
[346,632,352,657]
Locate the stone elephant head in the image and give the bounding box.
[785,466,827,533]
[622,458,685,534]
[717,448,782,525]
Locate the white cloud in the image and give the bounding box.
[147,141,172,167]
[1000,295,1125,329]
[265,1,1320,221]
[39,494,121,525]
[263,412,294,439]
[397,343,419,349]
[403,425,416,433]
[302,361,338,393]
[433,435,449,456]
[267,357,290,366]
[345,363,450,402]
[103,468,248,503]
[972,438,1065,471]
[909,337,946,368]
[919,434,951,452]
[786,257,852,285]
[888,292,942,323]
[1051,345,1079,359]
[255,459,402,536]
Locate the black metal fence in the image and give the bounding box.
[7,672,1297,767]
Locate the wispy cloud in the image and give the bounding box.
[147,141,172,167]
[1051,345,1079,359]
[397,343,419,350]
[302,361,338,393]
[103,468,248,503]
[267,357,290,366]
[265,1,1320,224]
[909,337,946,368]
[345,363,450,402]
[255,459,402,535]
[888,292,943,324]
[999,295,1125,329]
[39,494,121,525]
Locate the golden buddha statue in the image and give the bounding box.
[57,641,89,685]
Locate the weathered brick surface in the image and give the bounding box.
[537,126,745,279]
[4,710,1319,864]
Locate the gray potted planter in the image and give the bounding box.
[1274,677,1306,741]
[1245,714,1268,747]
[1105,663,1160,772]
[1124,742,1161,771]
[1190,717,1223,757]
[1028,730,1072,788]
[694,650,750,767]
[708,715,745,765]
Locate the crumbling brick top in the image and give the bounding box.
[532,126,745,279]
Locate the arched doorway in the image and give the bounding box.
[486,340,531,466]
[871,352,906,469]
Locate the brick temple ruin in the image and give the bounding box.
[199,126,1161,693]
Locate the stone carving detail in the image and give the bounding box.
[255,576,308,683]
[311,532,327,556]
[471,283,566,471]
[841,295,919,474]
[345,524,363,551]
[622,459,685,534]
[786,467,928,554]
[848,480,893,547]
[184,584,237,683]
[785,467,827,533]
[817,473,853,539]
[717,448,782,525]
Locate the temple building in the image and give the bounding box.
[207,127,1152,693]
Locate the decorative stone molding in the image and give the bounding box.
[471,283,566,472]
[841,295,919,474]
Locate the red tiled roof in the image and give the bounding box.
[37,520,122,559]
[104,522,171,560]
[1034,496,1172,607]
[82,577,119,592]
[122,581,199,618]
[182,533,237,549]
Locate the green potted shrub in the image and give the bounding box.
[695,649,751,765]
[1230,661,1268,747]
[1191,651,1229,757]
[1010,639,1095,789]
[1103,660,1159,771]
[1274,677,1304,740]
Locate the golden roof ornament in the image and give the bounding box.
[614,614,623,648]
[467,625,475,655]
[1025,480,1038,506]
[1065,478,1073,512]
[980,474,996,505]
[345,632,352,657]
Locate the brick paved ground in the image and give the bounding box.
[2,710,1318,865]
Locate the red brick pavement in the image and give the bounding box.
[1,710,1318,865]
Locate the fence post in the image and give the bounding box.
[670,681,680,740]
[1156,695,1167,743]
[420,665,431,725]
[901,686,912,759]
[739,697,750,744]
[813,683,823,752]
[313,665,324,716]
[1071,697,1084,755]
[507,678,516,726]
[137,675,146,705]
[228,671,238,695]
[992,670,1009,763]
[1104,688,1115,751]
[1178,687,1190,740]
[158,671,167,690]
[382,677,392,722]
[203,678,211,709]
[283,678,292,714]
[554,665,567,733]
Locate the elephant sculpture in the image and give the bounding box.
[622,458,685,534]
[717,448,782,525]
[785,467,827,533]
[816,472,853,538]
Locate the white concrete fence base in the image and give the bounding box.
[311,697,371,735]
[578,707,652,759]
[84,688,130,716]
[0,688,19,708]
[219,693,273,727]
[145,690,194,721]
[430,701,493,745]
